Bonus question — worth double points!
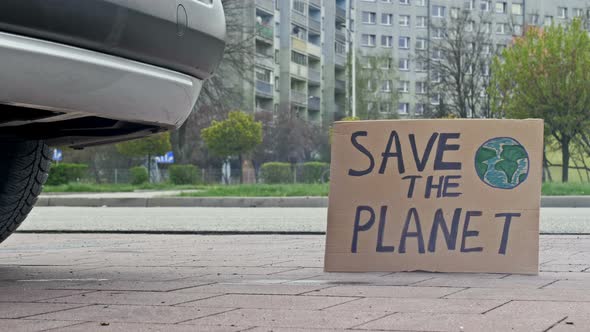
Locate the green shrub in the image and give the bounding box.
[301,162,330,183]
[46,163,88,185]
[260,162,292,184]
[169,165,201,185]
[130,166,149,185]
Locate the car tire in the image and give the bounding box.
[0,140,50,244]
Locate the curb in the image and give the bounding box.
[35,196,590,208]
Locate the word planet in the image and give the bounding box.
[475,137,529,189]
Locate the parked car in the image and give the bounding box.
[0,0,226,243]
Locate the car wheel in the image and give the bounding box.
[0,140,50,244]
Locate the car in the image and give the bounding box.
[0,0,226,243]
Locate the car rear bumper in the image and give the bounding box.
[0,31,202,132]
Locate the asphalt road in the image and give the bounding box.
[16,207,590,234]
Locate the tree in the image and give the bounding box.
[354,51,400,120]
[115,133,172,182]
[490,19,590,182]
[418,9,494,118]
[201,111,262,183]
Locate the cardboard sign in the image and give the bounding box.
[325,119,543,274]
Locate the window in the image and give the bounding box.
[432,5,446,18]
[511,3,523,15]
[380,103,392,113]
[482,44,491,55]
[399,36,410,49]
[293,0,307,14]
[483,22,491,33]
[416,0,426,6]
[381,13,393,25]
[495,23,507,34]
[480,1,490,11]
[433,28,445,39]
[381,80,392,92]
[255,67,272,82]
[416,81,427,94]
[432,48,442,60]
[544,16,553,26]
[291,51,307,65]
[450,7,460,19]
[381,35,393,47]
[416,16,427,28]
[291,24,307,39]
[415,38,427,50]
[415,104,425,115]
[362,11,377,24]
[416,60,427,72]
[574,8,583,17]
[367,80,374,91]
[399,15,410,26]
[558,7,568,19]
[464,0,474,10]
[381,57,393,69]
[398,103,409,114]
[399,81,409,93]
[361,34,376,46]
[513,24,522,35]
[399,0,410,5]
[495,2,506,14]
[399,58,410,71]
[466,20,475,32]
[482,64,490,76]
[431,71,441,83]
[530,14,539,25]
[431,94,441,105]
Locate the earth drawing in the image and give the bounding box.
[475,137,529,189]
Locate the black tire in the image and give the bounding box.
[0,140,50,244]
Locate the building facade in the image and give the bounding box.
[239,0,351,126]
[354,0,590,118]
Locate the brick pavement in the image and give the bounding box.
[0,234,589,331]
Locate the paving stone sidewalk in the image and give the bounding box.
[0,234,589,332]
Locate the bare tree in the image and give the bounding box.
[354,51,400,119]
[171,0,258,163]
[418,9,494,118]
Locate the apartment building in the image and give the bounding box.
[238,0,351,126]
[354,0,590,118]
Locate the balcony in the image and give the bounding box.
[307,42,321,58]
[335,29,346,42]
[335,79,346,92]
[308,69,321,84]
[309,0,321,8]
[336,6,346,21]
[256,80,274,98]
[335,53,346,67]
[290,62,308,78]
[256,0,274,13]
[291,90,308,106]
[256,23,274,42]
[256,54,274,69]
[309,17,321,32]
[292,10,307,26]
[308,96,321,111]
[291,36,307,53]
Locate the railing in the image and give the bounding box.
[256,54,274,68]
[291,36,307,53]
[255,0,274,13]
[309,0,321,8]
[256,80,274,97]
[292,10,307,26]
[256,22,274,41]
[308,69,321,83]
[335,79,346,91]
[308,96,321,110]
[290,90,308,105]
[336,6,346,20]
[309,17,321,32]
[335,29,346,42]
[335,53,346,67]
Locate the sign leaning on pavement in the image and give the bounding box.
[325,119,544,274]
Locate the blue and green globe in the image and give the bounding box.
[475,137,529,189]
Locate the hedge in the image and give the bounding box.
[260,162,292,184]
[46,163,88,185]
[301,162,330,183]
[130,166,149,185]
[169,164,201,185]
